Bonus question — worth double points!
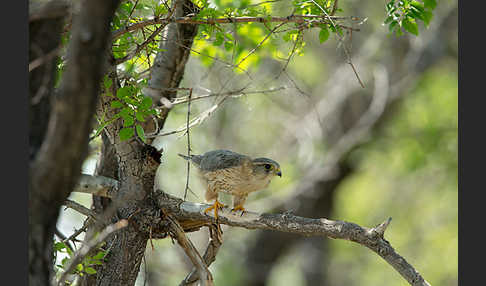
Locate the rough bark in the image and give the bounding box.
[29,2,66,284]
[88,1,200,285]
[28,0,120,285]
[142,0,199,136]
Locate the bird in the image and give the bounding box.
[178,149,282,219]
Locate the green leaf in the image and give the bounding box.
[85,267,97,274]
[135,111,146,122]
[402,18,419,35]
[388,20,399,33]
[54,242,67,251]
[224,41,234,51]
[423,10,433,27]
[66,246,73,256]
[213,31,225,46]
[110,100,124,109]
[103,76,112,89]
[424,0,437,10]
[123,116,135,127]
[76,263,83,272]
[140,96,153,110]
[395,27,404,37]
[119,107,134,119]
[119,127,134,141]
[116,86,131,99]
[410,1,425,12]
[136,125,146,143]
[61,257,69,267]
[318,27,330,43]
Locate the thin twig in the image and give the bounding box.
[63,219,91,244]
[183,88,193,200]
[58,219,128,285]
[29,46,62,72]
[113,23,168,65]
[55,228,75,252]
[272,28,302,82]
[309,0,365,88]
[148,94,231,138]
[235,22,286,68]
[170,86,286,106]
[64,199,98,220]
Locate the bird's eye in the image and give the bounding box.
[264,164,272,170]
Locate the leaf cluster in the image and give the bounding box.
[53,241,107,282]
[384,0,437,36]
[94,77,158,143]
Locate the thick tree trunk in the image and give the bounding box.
[28,1,120,285]
[29,3,65,285]
[89,1,199,284]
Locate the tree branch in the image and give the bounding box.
[64,199,98,220]
[179,224,222,286]
[72,174,119,197]
[156,191,431,286]
[166,214,214,286]
[112,15,360,39]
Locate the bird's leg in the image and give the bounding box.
[204,199,226,220]
[231,195,248,216]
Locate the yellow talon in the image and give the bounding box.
[231,205,246,216]
[204,200,226,220]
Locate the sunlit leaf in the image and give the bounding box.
[136,124,146,143]
[319,27,330,43]
[119,127,134,141]
[402,17,419,35]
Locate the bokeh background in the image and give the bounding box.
[60,0,457,285]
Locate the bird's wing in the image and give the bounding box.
[199,149,250,172]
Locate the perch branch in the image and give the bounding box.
[156,192,431,286]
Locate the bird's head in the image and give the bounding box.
[251,158,282,182]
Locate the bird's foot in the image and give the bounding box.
[231,205,246,217]
[204,200,226,220]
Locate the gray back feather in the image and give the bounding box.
[198,149,249,171]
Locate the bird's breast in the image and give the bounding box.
[200,166,269,196]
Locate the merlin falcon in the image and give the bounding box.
[178,149,282,219]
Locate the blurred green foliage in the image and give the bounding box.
[330,61,457,286]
